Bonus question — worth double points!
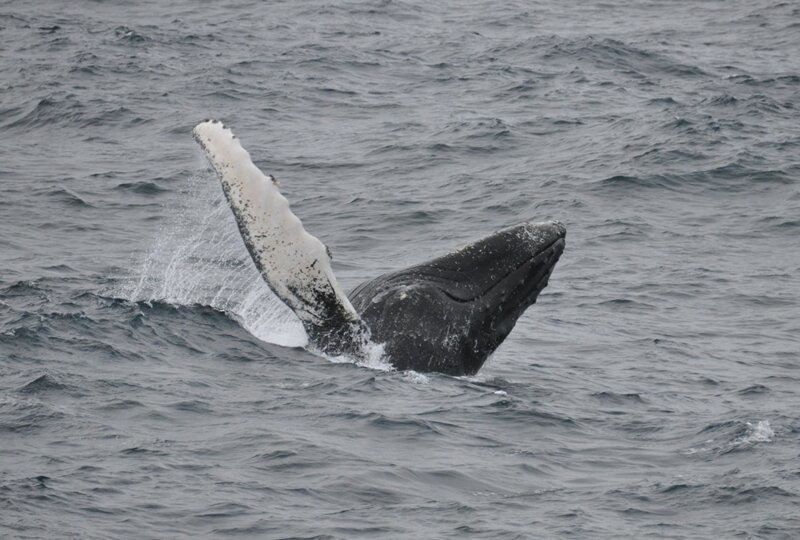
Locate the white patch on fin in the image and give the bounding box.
[191,120,360,329]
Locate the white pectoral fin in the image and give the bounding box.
[191,120,361,330]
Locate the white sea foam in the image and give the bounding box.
[323,341,394,372]
[741,420,775,444]
[403,370,430,384]
[684,419,775,456]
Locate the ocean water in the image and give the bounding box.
[2,0,799,537]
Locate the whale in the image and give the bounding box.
[192,120,565,375]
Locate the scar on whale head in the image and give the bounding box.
[192,120,565,376]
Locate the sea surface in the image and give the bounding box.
[1,1,799,538]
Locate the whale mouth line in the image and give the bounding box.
[436,235,565,304]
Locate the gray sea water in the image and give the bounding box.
[2,0,799,538]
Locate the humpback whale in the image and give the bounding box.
[192,120,565,375]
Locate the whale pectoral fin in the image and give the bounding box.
[192,120,364,352]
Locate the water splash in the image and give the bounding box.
[119,168,394,372]
[403,370,431,384]
[685,419,775,456]
[120,169,307,347]
[739,420,775,444]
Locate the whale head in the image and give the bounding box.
[348,221,566,375]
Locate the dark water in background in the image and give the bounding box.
[2,0,800,537]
